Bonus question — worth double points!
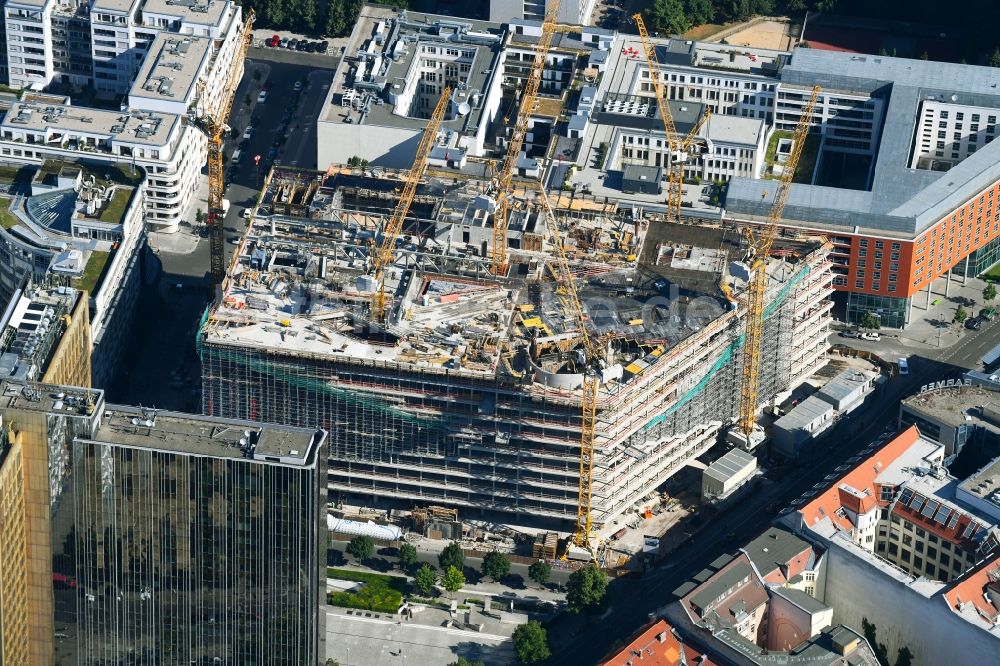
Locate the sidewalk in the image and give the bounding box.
[148,228,201,255]
[898,272,988,350]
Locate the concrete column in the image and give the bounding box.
[946,269,952,298]
[925,280,932,309]
[963,257,970,282]
[906,296,912,326]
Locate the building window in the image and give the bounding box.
[901,549,911,562]
[916,527,926,538]
[928,534,938,544]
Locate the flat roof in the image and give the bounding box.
[727,48,1000,238]
[816,368,876,404]
[0,380,103,418]
[322,5,505,134]
[129,33,211,104]
[92,0,138,13]
[3,102,178,147]
[771,586,830,615]
[141,0,229,26]
[774,394,833,431]
[958,457,1000,511]
[902,385,1000,430]
[705,447,756,483]
[95,403,321,466]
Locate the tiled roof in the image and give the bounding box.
[598,619,719,666]
[798,426,921,533]
[944,554,1000,628]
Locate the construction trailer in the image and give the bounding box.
[199,168,833,532]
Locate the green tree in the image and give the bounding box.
[528,560,552,587]
[414,564,437,595]
[195,208,205,225]
[983,283,997,302]
[243,92,251,107]
[398,542,418,569]
[955,306,969,325]
[326,660,341,666]
[566,563,608,614]
[442,565,466,596]
[438,542,464,572]
[684,0,714,25]
[447,659,485,666]
[512,621,551,664]
[481,551,511,583]
[346,535,374,562]
[989,47,1000,68]
[859,312,881,330]
[324,0,346,37]
[861,617,890,666]
[647,0,691,36]
[300,0,317,33]
[894,646,914,666]
[252,69,262,83]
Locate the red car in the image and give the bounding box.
[267,34,280,47]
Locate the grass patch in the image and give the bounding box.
[764,131,821,184]
[72,250,111,295]
[0,198,17,230]
[683,23,726,41]
[981,264,1000,281]
[327,568,406,613]
[98,188,133,223]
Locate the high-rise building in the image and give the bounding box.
[0,379,327,664]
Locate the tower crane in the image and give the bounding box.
[199,9,255,296]
[369,86,452,323]
[632,13,711,220]
[490,0,561,275]
[735,84,821,445]
[535,185,601,551]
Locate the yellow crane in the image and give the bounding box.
[490,1,561,275]
[632,13,711,220]
[369,86,452,323]
[736,84,821,440]
[535,185,601,550]
[200,9,255,294]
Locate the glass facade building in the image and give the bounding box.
[0,381,326,665]
[846,291,909,329]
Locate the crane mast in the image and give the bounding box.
[736,84,821,438]
[203,9,255,295]
[536,186,600,550]
[370,86,452,323]
[490,0,561,275]
[632,13,710,219]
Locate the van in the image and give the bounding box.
[231,149,242,164]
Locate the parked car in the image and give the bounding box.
[982,307,997,321]
[860,331,880,341]
[840,329,859,338]
[279,37,289,48]
[242,126,254,140]
[296,40,308,51]
[318,41,329,53]
[966,316,983,330]
[306,42,317,53]
[257,90,268,103]
[242,208,253,219]
[286,38,298,49]
[293,81,303,92]
[898,358,909,375]
[267,34,279,47]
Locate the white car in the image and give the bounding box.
[242,208,252,219]
[860,331,880,341]
[257,90,268,103]
[243,126,254,140]
[898,358,908,375]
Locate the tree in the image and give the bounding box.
[954,305,969,325]
[684,0,714,25]
[346,535,374,562]
[989,47,1000,68]
[566,563,608,614]
[252,69,262,83]
[512,621,551,664]
[195,208,205,225]
[894,646,914,666]
[481,551,511,583]
[859,312,881,330]
[414,564,437,595]
[300,0,317,33]
[324,0,346,37]
[243,93,251,107]
[398,542,418,569]
[447,659,485,666]
[442,565,466,596]
[326,660,341,666]
[647,0,691,36]
[347,155,370,168]
[528,560,552,587]
[438,542,464,572]
[984,283,997,302]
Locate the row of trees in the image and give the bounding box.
[244,0,408,38]
[646,0,835,36]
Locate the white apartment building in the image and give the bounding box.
[910,100,1000,171]
[0,102,205,231]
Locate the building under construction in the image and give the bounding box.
[198,167,833,530]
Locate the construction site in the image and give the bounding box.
[197,164,833,535]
